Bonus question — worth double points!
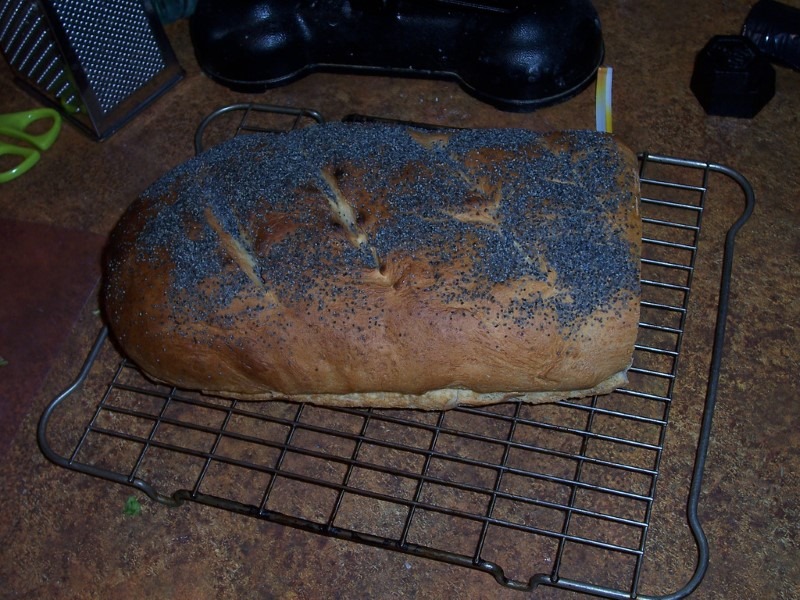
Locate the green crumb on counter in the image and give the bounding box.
[0,357,7,367]
[123,495,142,516]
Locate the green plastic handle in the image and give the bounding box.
[0,108,62,149]
[0,143,41,183]
[0,108,62,183]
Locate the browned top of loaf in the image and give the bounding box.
[103,123,640,399]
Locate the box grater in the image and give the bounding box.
[0,0,183,139]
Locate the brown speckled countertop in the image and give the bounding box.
[1,1,798,598]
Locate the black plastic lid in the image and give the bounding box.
[690,35,775,118]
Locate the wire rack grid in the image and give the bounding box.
[38,104,754,598]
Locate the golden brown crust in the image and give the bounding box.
[103,124,641,409]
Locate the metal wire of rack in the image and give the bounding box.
[38,104,754,598]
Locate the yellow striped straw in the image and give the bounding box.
[595,66,613,133]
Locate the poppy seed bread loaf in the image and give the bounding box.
[103,123,641,409]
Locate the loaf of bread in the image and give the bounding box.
[103,123,641,409]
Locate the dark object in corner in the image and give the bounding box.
[690,35,775,118]
[188,0,604,112]
[743,0,800,71]
[152,0,198,23]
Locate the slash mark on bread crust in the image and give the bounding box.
[319,167,384,272]
[205,207,280,305]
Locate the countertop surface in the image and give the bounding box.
[1,1,798,598]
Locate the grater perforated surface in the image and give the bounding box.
[50,0,165,113]
[0,0,78,104]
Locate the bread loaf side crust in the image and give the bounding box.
[103,124,641,409]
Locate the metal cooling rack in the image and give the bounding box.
[38,104,754,598]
